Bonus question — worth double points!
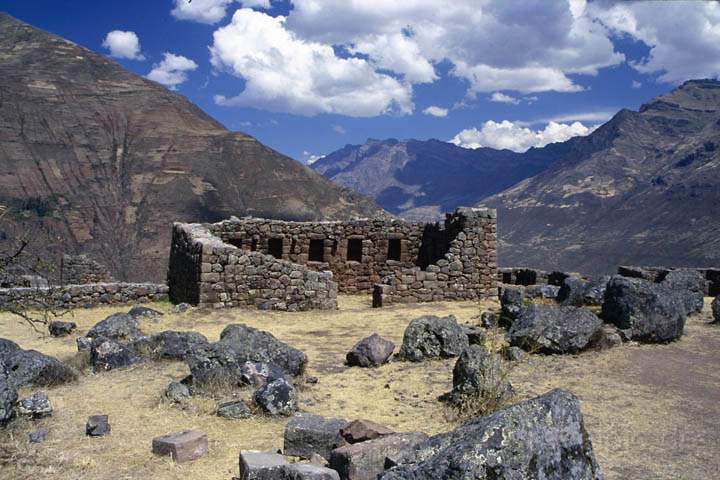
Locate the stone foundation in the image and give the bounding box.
[0,283,168,310]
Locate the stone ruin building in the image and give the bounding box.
[167,207,498,311]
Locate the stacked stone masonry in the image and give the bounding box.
[61,254,115,285]
[0,283,168,310]
[167,207,497,310]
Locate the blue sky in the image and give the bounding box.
[2,0,718,162]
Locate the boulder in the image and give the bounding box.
[164,381,191,403]
[217,400,253,419]
[461,325,486,346]
[17,391,53,418]
[0,338,20,356]
[601,276,686,343]
[254,378,297,416]
[76,336,93,352]
[87,313,142,341]
[219,324,307,376]
[48,320,77,337]
[239,450,288,480]
[329,432,428,480]
[583,276,611,306]
[241,361,286,387]
[379,389,603,480]
[500,287,525,321]
[557,277,590,306]
[713,296,720,323]
[661,269,706,315]
[341,420,395,444]
[509,304,603,354]
[2,348,76,389]
[346,334,395,367]
[283,464,340,480]
[0,364,17,426]
[444,345,512,406]
[128,305,163,319]
[398,315,469,362]
[591,325,623,350]
[152,429,208,463]
[86,414,111,436]
[90,337,141,371]
[284,413,348,460]
[525,284,561,300]
[480,311,498,329]
[133,330,209,360]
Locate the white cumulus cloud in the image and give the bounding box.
[423,106,448,117]
[490,92,520,105]
[146,53,198,90]
[102,30,144,60]
[171,0,270,24]
[210,9,413,117]
[450,120,596,152]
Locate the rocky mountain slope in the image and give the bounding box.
[312,138,575,221]
[481,79,720,274]
[0,13,380,282]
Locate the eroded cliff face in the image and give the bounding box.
[0,13,381,281]
[481,79,720,274]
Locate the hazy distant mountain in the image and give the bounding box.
[481,79,720,274]
[312,138,577,221]
[0,13,381,282]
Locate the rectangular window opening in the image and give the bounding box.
[347,238,363,262]
[309,239,324,262]
[387,238,402,261]
[268,238,283,259]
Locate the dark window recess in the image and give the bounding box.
[387,238,402,261]
[228,238,244,249]
[331,239,338,256]
[347,238,363,262]
[251,238,258,252]
[268,238,283,259]
[309,239,324,262]
[291,237,297,255]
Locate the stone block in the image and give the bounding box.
[86,415,111,436]
[239,450,288,480]
[152,429,209,463]
[284,413,348,459]
[329,432,428,480]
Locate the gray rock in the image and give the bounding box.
[341,420,395,444]
[558,277,590,306]
[86,414,110,436]
[480,311,498,329]
[509,304,603,354]
[601,275,686,343]
[398,315,469,362]
[0,338,20,356]
[90,337,140,371]
[346,334,395,367]
[173,302,190,313]
[76,336,93,352]
[48,320,77,337]
[329,432,429,480]
[133,330,209,360]
[583,276,611,306]
[713,296,720,323]
[500,287,525,321]
[379,389,603,480]
[87,313,142,341]
[461,325,486,346]
[220,324,307,376]
[254,378,297,416]
[284,413,347,460]
[239,450,288,480]
[17,391,52,418]
[661,269,706,315]
[2,348,76,389]
[503,346,524,362]
[591,325,624,350]
[283,464,340,480]
[164,381,191,403]
[28,428,49,443]
[525,284,561,300]
[0,363,17,426]
[444,345,512,406]
[128,305,163,318]
[217,400,253,419]
[241,361,286,387]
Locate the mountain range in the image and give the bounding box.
[0,13,380,282]
[314,80,720,274]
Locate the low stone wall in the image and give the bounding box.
[61,254,115,285]
[618,266,720,296]
[497,267,578,287]
[372,208,497,306]
[0,283,168,310]
[168,223,337,311]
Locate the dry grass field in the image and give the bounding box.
[1,296,718,480]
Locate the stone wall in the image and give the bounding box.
[0,283,168,310]
[618,265,720,296]
[168,223,338,311]
[372,208,497,306]
[497,268,577,287]
[167,207,497,309]
[61,254,115,285]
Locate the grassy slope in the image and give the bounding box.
[0,296,719,479]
